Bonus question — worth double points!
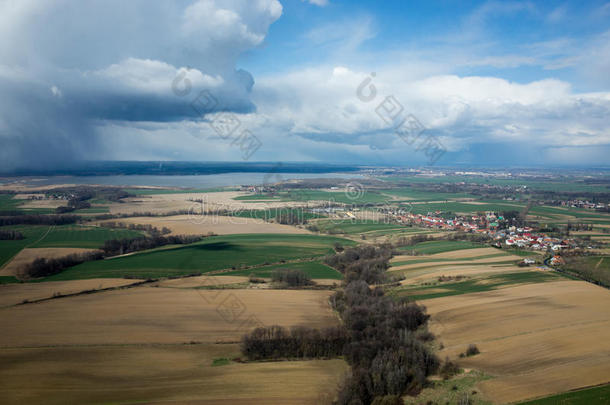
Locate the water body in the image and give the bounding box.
[1,172,363,189]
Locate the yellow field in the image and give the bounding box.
[390,247,523,263]
[0,247,100,277]
[107,191,310,215]
[98,215,311,235]
[425,280,610,404]
[156,275,251,288]
[0,278,137,307]
[0,287,338,347]
[398,264,529,286]
[0,283,345,404]
[0,344,347,405]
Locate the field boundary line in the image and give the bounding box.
[0,225,54,275]
[11,278,156,307]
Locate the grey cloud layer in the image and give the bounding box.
[0,0,281,169]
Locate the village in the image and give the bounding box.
[394,210,578,255]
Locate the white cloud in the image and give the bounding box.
[301,0,329,7]
[246,65,610,163]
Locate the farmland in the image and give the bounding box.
[0,224,144,277]
[233,189,391,204]
[0,286,346,404]
[379,174,610,193]
[0,288,340,346]
[98,214,313,235]
[5,0,610,401]
[1,172,609,404]
[562,255,610,287]
[222,260,343,280]
[314,219,430,236]
[382,234,610,404]
[396,270,564,300]
[0,247,101,277]
[396,239,485,254]
[43,233,353,280]
[0,225,50,267]
[0,344,347,405]
[517,383,610,405]
[29,225,143,248]
[418,280,610,404]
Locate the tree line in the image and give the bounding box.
[327,245,440,404]
[324,244,394,285]
[102,221,171,236]
[242,243,440,404]
[23,251,104,278]
[55,199,91,213]
[271,268,313,287]
[0,214,80,226]
[0,230,24,240]
[101,234,203,256]
[242,325,348,360]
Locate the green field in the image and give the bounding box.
[0,276,20,284]
[380,175,610,193]
[0,194,22,211]
[395,271,565,301]
[517,383,610,405]
[43,234,354,280]
[529,205,610,221]
[315,219,412,234]
[234,190,391,205]
[397,240,485,255]
[378,188,475,202]
[0,225,50,267]
[222,260,343,280]
[29,225,144,249]
[562,255,610,288]
[391,252,512,267]
[73,207,111,214]
[230,208,324,221]
[0,194,55,214]
[0,225,145,269]
[404,201,526,216]
[124,188,232,195]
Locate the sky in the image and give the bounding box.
[1,0,609,170]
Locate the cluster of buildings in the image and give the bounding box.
[240,185,276,193]
[395,211,502,234]
[394,210,577,252]
[552,199,608,210]
[502,232,575,251]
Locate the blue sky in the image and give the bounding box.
[0,0,609,169]
[244,0,609,88]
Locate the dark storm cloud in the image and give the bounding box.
[0,0,282,170]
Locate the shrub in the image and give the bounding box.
[439,357,460,380]
[241,325,347,360]
[270,268,313,287]
[466,344,480,357]
[371,395,403,405]
[0,230,24,240]
[248,274,265,284]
